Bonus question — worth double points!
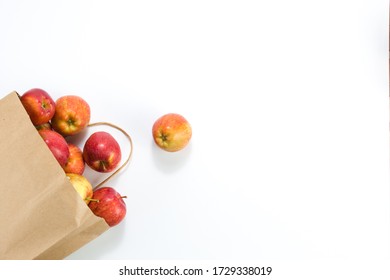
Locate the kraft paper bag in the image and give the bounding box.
[0,92,110,260]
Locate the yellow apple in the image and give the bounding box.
[66,173,93,204]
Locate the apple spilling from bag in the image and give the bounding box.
[88,187,127,227]
[83,131,122,173]
[20,88,56,126]
[38,129,70,168]
[20,88,127,227]
[66,173,93,204]
[19,88,193,230]
[63,143,85,175]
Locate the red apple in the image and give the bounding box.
[38,129,70,167]
[83,131,121,173]
[63,143,85,175]
[20,88,56,126]
[88,187,126,227]
[51,95,90,136]
[152,113,192,152]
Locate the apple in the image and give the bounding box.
[88,187,126,227]
[51,95,90,136]
[63,143,85,175]
[152,113,192,152]
[66,173,93,204]
[35,122,52,131]
[38,129,70,167]
[20,88,56,126]
[83,131,121,173]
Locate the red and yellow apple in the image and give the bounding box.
[152,113,192,152]
[83,131,121,173]
[51,95,90,136]
[63,143,85,175]
[20,88,56,126]
[38,129,70,167]
[66,173,93,204]
[35,122,52,131]
[88,187,126,227]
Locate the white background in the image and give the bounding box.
[0,0,389,261]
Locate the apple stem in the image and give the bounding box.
[121,196,127,199]
[87,122,134,191]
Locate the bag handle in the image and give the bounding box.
[87,122,134,191]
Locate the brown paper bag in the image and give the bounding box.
[0,92,110,260]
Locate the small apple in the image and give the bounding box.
[83,131,121,173]
[51,95,90,136]
[66,173,93,204]
[38,129,70,167]
[63,143,85,175]
[152,113,192,152]
[88,187,126,227]
[20,88,56,126]
[35,122,52,131]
